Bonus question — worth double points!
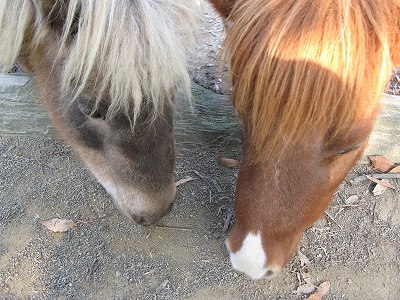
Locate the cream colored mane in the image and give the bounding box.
[0,0,200,124]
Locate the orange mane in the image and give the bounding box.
[224,0,400,162]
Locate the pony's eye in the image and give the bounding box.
[337,144,361,155]
[90,111,106,120]
[78,98,108,120]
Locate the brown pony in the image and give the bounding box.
[1,0,399,280]
[209,0,400,279]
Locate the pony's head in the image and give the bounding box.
[0,0,198,225]
[211,0,400,279]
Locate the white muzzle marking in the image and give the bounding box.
[227,232,268,280]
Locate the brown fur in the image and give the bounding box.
[208,0,236,18]
[223,0,400,163]
[24,37,177,224]
[10,0,180,225]
[227,109,375,268]
[209,0,400,276]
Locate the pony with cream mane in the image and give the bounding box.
[1,0,400,280]
[0,0,198,225]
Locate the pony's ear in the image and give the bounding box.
[209,0,236,19]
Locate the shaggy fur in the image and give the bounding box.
[0,0,200,125]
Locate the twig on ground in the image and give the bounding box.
[217,205,225,216]
[175,176,195,187]
[155,280,169,294]
[349,173,400,184]
[155,225,193,232]
[191,170,222,193]
[324,211,343,229]
[76,213,113,224]
[371,202,377,223]
[330,204,361,209]
[85,258,100,283]
[222,212,233,233]
[334,207,345,219]
[365,175,396,189]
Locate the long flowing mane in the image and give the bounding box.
[224,0,400,161]
[0,0,200,124]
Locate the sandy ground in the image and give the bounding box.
[1,3,400,300]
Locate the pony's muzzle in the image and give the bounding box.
[106,181,177,226]
[225,230,284,280]
[131,215,158,226]
[262,267,281,280]
[130,202,174,226]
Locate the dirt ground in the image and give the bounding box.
[1,3,400,300]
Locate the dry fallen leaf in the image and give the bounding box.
[372,180,389,196]
[298,250,311,268]
[368,155,396,173]
[366,175,396,190]
[305,281,331,300]
[41,218,76,233]
[175,176,195,187]
[155,280,169,294]
[301,269,316,286]
[294,268,317,295]
[345,195,359,205]
[218,157,239,168]
[345,173,358,181]
[389,166,400,173]
[296,283,316,295]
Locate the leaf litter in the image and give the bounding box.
[294,252,316,295]
[372,179,390,196]
[217,157,240,168]
[345,195,360,205]
[175,176,195,187]
[41,218,76,233]
[368,155,396,173]
[294,251,330,299]
[366,175,396,190]
[305,281,331,300]
[298,250,311,268]
[389,166,400,173]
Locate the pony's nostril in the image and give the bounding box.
[132,215,152,226]
[263,268,279,280]
[167,202,174,213]
[130,203,174,226]
[265,270,274,277]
